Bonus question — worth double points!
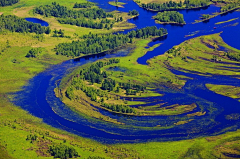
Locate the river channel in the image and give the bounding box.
[13,1,240,144]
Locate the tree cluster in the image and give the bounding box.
[102,103,136,113]
[227,52,240,61]
[184,0,209,8]
[34,2,113,19]
[55,26,167,57]
[167,47,181,57]
[141,0,209,11]
[26,48,42,58]
[200,14,211,20]
[153,11,185,24]
[34,2,116,29]
[128,10,139,16]
[0,0,19,7]
[64,59,140,114]
[73,2,95,8]
[119,82,146,95]
[49,144,79,159]
[53,29,65,37]
[0,15,51,34]
[26,134,38,141]
[220,2,239,12]
[58,17,113,29]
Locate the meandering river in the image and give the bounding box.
[13,1,240,144]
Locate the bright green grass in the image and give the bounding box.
[104,39,185,87]
[0,0,87,15]
[151,33,240,76]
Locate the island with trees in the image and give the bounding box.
[153,11,186,25]
[135,0,211,11]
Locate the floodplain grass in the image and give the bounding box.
[206,84,240,99]
[151,33,240,76]
[108,1,126,7]
[215,17,239,25]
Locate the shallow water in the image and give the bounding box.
[13,1,240,144]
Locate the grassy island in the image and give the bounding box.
[108,1,126,7]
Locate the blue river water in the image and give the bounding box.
[25,18,49,27]
[13,1,240,144]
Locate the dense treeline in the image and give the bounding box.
[34,2,113,19]
[141,0,209,11]
[220,2,240,12]
[34,2,116,29]
[200,14,211,19]
[49,144,79,159]
[0,15,51,34]
[65,59,143,114]
[26,48,42,58]
[0,0,19,7]
[55,26,167,57]
[58,18,113,29]
[128,10,139,16]
[184,0,209,8]
[73,2,95,8]
[153,11,185,24]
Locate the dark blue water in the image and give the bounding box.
[25,18,49,27]
[13,1,240,144]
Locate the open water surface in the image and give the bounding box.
[13,1,240,143]
[25,17,49,26]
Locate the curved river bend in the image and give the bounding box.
[13,1,240,144]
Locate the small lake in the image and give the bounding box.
[25,18,49,27]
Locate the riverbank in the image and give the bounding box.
[194,6,240,24]
[154,20,186,25]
